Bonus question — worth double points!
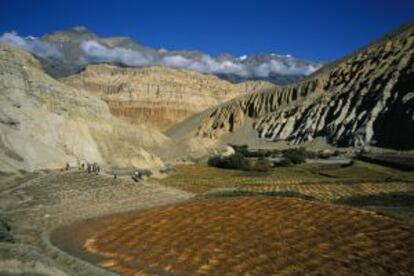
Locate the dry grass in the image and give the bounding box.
[156,161,414,220]
[238,182,414,201]
[157,161,414,196]
[157,163,325,193]
[81,198,414,275]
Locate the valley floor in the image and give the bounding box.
[159,161,414,220]
[0,171,193,275]
[55,197,414,275]
[0,160,413,275]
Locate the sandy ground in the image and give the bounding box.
[0,170,193,275]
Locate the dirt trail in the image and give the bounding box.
[0,171,193,275]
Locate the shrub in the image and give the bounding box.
[230,144,249,156]
[282,148,308,164]
[225,153,250,170]
[207,153,249,170]
[138,169,153,178]
[278,158,294,167]
[159,165,176,174]
[207,156,225,167]
[0,216,14,243]
[318,150,333,159]
[250,159,272,172]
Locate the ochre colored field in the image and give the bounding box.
[83,198,414,275]
[157,163,414,194]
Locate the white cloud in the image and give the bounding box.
[0,31,321,79]
[253,59,320,77]
[79,41,321,78]
[160,54,248,76]
[0,32,61,58]
[160,53,321,77]
[80,40,154,66]
[161,55,193,68]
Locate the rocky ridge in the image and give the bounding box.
[62,65,275,131]
[0,45,178,173]
[184,24,414,150]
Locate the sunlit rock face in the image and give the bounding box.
[191,24,414,150]
[62,65,275,131]
[0,45,173,173]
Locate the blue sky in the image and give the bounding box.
[0,0,413,62]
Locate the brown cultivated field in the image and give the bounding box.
[157,161,414,194]
[79,198,413,275]
[155,161,414,220]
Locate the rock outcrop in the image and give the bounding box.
[0,45,176,173]
[181,24,414,150]
[62,65,273,131]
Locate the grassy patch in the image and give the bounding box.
[207,153,249,170]
[335,192,414,207]
[158,161,414,194]
[203,190,315,200]
[158,164,327,193]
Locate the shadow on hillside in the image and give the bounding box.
[334,192,414,207]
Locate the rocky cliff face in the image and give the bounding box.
[0,45,177,173]
[62,65,273,131]
[188,24,414,150]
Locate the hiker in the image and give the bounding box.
[87,162,91,174]
[65,163,70,171]
[132,171,141,182]
[95,164,100,175]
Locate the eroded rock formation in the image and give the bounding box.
[190,24,414,150]
[63,65,273,131]
[0,45,173,173]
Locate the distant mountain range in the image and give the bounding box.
[0,26,323,84]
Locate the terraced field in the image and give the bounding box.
[157,161,414,219]
[158,161,408,193]
[0,170,193,275]
[3,161,413,275]
[0,171,192,235]
[73,198,414,275]
[238,182,413,201]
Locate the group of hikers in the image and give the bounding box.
[65,160,143,182]
[65,161,101,174]
[86,162,101,174]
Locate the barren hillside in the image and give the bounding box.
[172,24,414,150]
[62,65,275,131]
[0,45,177,173]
